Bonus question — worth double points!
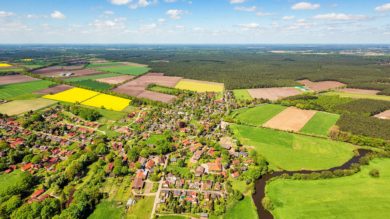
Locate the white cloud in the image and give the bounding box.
[314,13,367,21]
[166,9,185,19]
[140,23,157,31]
[375,3,390,12]
[0,11,14,17]
[110,0,130,5]
[104,10,115,15]
[234,6,256,12]
[238,22,260,30]
[90,17,126,30]
[51,11,66,19]
[158,18,166,23]
[230,0,246,4]
[165,0,177,2]
[282,16,295,20]
[286,19,312,30]
[256,12,272,16]
[292,2,320,10]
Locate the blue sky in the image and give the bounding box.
[0,0,390,44]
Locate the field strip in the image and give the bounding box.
[263,107,317,132]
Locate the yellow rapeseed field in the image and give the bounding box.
[43,88,99,103]
[0,63,12,68]
[81,94,130,111]
[175,79,224,93]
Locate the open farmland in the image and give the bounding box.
[339,88,380,95]
[266,159,390,219]
[137,90,177,103]
[95,75,134,85]
[0,98,56,115]
[247,87,302,101]
[233,104,286,126]
[0,74,38,85]
[175,79,224,93]
[43,87,99,103]
[231,124,355,171]
[34,84,73,95]
[298,80,346,92]
[263,107,317,132]
[233,89,253,101]
[81,94,130,111]
[64,73,120,82]
[0,80,55,100]
[98,65,150,76]
[300,112,340,136]
[324,91,390,101]
[72,80,113,91]
[0,63,12,67]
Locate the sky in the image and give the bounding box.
[0,0,390,44]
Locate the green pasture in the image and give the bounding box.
[98,66,150,76]
[88,62,124,68]
[224,196,258,219]
[231,124,356,171]
[127,196,155,219]
[300,111,340,136]
[88,201,124,219]
[266,158,390,219]
[0,98,56,116]
[72,79,112,91]
[324,91,390,101]
[233,89,253,101]
[0,80,55,100]
[233,104,286,126]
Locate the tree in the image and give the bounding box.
[369,169,380,178]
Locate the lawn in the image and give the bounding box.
[98,66,150,76]
[43,87,99,103]
[175,79,224,93]
[224,196,258,219]
[64,73,121,82]
[0,80,55,100]
[82,94,131,111]
[0,170,32,196]
[324,91,390,101]
[0,98,56,116]
[233,89,253,101]
[127,196,155,219]
[230,124,356,171]
[72,79,113,91]
[233,104,286,126]
[88,201,124,219]
[300,111,340,136]
[266,158,390,219]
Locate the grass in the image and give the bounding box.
[233,89,253,101]
[127,196,155,219]
[324,91,390,101]
[88,62,124,68]
[82,94,131,111]
[88,201,124,219]
[157,216,188,219]
[0,98,56,116]
[0,80,55,100]
[72,79,113,91]
[0,170,31,196]
[224,196,258,219]
[266,158,390,219]
[98,66,150,76]
[175,79,224,93]
[300,111,340,136]
[146,134,166,145]
[233,104,286,126]
[64,73,121,82]
[231,124,356,171]
[43,87,99,103]
[148,85,179,95]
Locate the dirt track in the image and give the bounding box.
[263,107,317,132]
[248,87,302,101]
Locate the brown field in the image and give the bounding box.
[95,75,134,85]
[374,110,390,120]
[298,79,346,92]
[137,90,176,103]
[247,87,302,101]
[33,65,84,74]
[339,88,380,95]
[263,107,317,132]
[34,84,73,95]
[35,68,102,78]
[0,74,38,85]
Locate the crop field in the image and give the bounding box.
[98,65,150,76]
[231,124,355,171]
[34,84,73,95]
[266,158,390,219]
[175,79,224,93]
[298,80,346,92]
[324,91,390,101]
[82,94,130,111]
[87,62,124,68]
[300,111,340,136]
[43,87,99,103]
[233,104,286,126]
[0,98,56,115]
[0,74,38,85]
[95,75,134,85]
[247,87,302,101]
[72,79,112,90]
[233,89,253,101]
[0,80,55,100]
[0,63,12,67]
[64,73,121,82]
[263,107,317,132]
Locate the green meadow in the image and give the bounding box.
[300,111,340,136]
[231,124,356,171]
[324,91,390,101]
[88,201,123,219]
[0,80,55,100]
[233,89,253,101]
[72,79,112,91]
[224,196,258,219]
[266,158,390,219]
[233,104,286,126]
